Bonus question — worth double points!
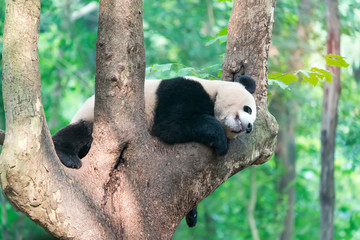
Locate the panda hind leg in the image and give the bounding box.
[52,120,93,169]
[186,207,198,227]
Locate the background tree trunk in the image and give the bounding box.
[276,109,296,240]
[320,0,341,239]
[248,166,260,240]
[0,0,278,239]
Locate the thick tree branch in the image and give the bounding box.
[222,0,276,108]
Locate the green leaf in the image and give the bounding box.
[268,73,297,85]
[300,68,333,86]
[206,27,228,46]
[217,0,232,2]
[147,64,173,73]
[311,67,333,83]
[206,36,227,46]
[325,54,350,68]
[218,27,228,37]
[268,72,283,79]
[268,79,289,90]
[177,67,195,76]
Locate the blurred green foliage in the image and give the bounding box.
[0,0,359,239]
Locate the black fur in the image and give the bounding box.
[52,120,93,169]
[185,207,198,227]
[151,78,228,155]
[235,75,256,94]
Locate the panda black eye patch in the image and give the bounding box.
[243,105,252,114]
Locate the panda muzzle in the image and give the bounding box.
[231,125,242,134]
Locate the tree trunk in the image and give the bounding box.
[276,110,296,240]
[0,0,278,239]
[248,166,260,240]
[222,0,276,109]
[320,0,341,239]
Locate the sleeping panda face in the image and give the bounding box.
[214,83,257,139]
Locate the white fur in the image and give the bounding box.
[71,95,95,124]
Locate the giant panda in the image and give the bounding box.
[52,75,257,227]
[53,75,256,169]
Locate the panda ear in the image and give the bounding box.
[234,75,256,94]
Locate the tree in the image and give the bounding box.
[320,0,341,239]
[0,0,278,239]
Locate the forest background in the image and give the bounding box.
[0,0,359,239]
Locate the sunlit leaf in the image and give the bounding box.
[325,54,350,68]
[218,27,228,37]
[206,27,228,46]
[300,68,333,86]
[268,79,289,90]
[296,69,311,78]
[268,73,297,85]
[311,67,332,83]
[268,72,283,79]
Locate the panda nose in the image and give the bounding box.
[246,123,252,133]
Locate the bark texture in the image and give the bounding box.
[222,0,276,108]
[0,0,278,239]
[320,0,341,239]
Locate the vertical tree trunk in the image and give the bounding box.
[222,0,276,109]
[276,113,296,240]
[320,0,341,239]
[248,166,260,240]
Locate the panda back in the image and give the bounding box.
[71,95,95,124]
[151,77,214,131]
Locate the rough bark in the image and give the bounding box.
[0,0,278,239]
[320,0,341,239]
[222,0,276,109]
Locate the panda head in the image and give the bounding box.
[214,76,257,139]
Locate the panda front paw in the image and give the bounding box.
[56,150,82,169]
[215,143,229,156]
[214,137,229,156]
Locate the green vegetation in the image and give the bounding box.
[1,0,359,239]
